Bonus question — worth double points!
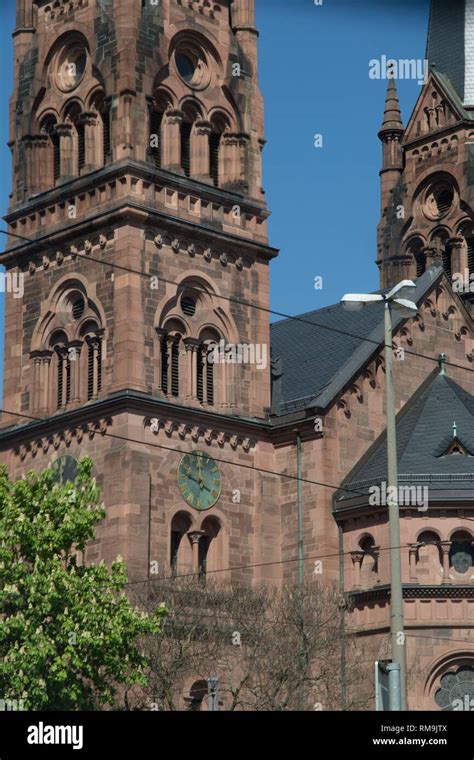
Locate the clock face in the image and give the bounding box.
[177,450,221,511]
[51,455,78,485]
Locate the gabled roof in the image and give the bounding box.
[269,264,444,417]
[403,70,473,146]
[335,370,474,508]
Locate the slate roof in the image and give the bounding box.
[335,371,474,508]
[270,264,444,416]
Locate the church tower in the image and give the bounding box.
[1,0,279,579]
[377,0,474,316]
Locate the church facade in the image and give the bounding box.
[1,0,474,711]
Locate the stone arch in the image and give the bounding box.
[169,509,195,576]
[30,276,106,412]
[31,274,105,352]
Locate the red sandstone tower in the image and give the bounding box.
[1,0,278,580]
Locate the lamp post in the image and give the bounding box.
[341,280,418,711]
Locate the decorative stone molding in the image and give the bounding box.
[146,231,251,271]
[144,416,256,453]
[14,417,113,461]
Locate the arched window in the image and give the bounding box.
[170,512,193,576]
[171,336,180,397]
[180,102,201,178]
[449,531,474,574]
[187,680,207,711]
[160,334,169,393]
[406,237,425,278]
[160,332,182,397]
[197,329,219,406]
[86,336,102,400]
[417,531,442,580]
[64,103,83,176]
[51,331,71,409]
[359,535,378,587]
[197,343,214,404]
[199,516,221,583]
[41,116,60,183]
[209,114,229,188]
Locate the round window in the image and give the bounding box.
[176,53,197,83]
[435,667,474,711]
[424,182,455,220]
[56,45,87,91]
[174,46,209,89]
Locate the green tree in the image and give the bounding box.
[0,458,165,710]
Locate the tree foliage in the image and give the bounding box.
[0,458,165,710]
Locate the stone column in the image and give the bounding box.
[221,132,242,187]
[31,351,42,412]
[408,544,419,583]
[54,123,75,180]
[162,109,183,172]
[441,542,451,584]
[192,120,212,182]
[78,112,99,171]
[448,237,465,278]
[184,338,200,399]
[69,341,83,402]
[42,351,52,413]
[350,550,365,589]
[34,134,51,191]
[156,328,167,392]
[188,530,205,576]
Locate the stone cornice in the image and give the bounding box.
[4,159,270,225]
[1,201,278,267]
[0,390,273,455]
[348,583,474,606]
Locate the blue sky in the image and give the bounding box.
[0,0,430,394]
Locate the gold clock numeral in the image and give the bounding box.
[211,491,219,500]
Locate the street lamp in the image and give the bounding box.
[341,280,418,711]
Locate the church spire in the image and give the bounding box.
[427,0,474,107]
[378,76,404,138]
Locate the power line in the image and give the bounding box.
[0,405,373,499]
[1,228,473,379]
